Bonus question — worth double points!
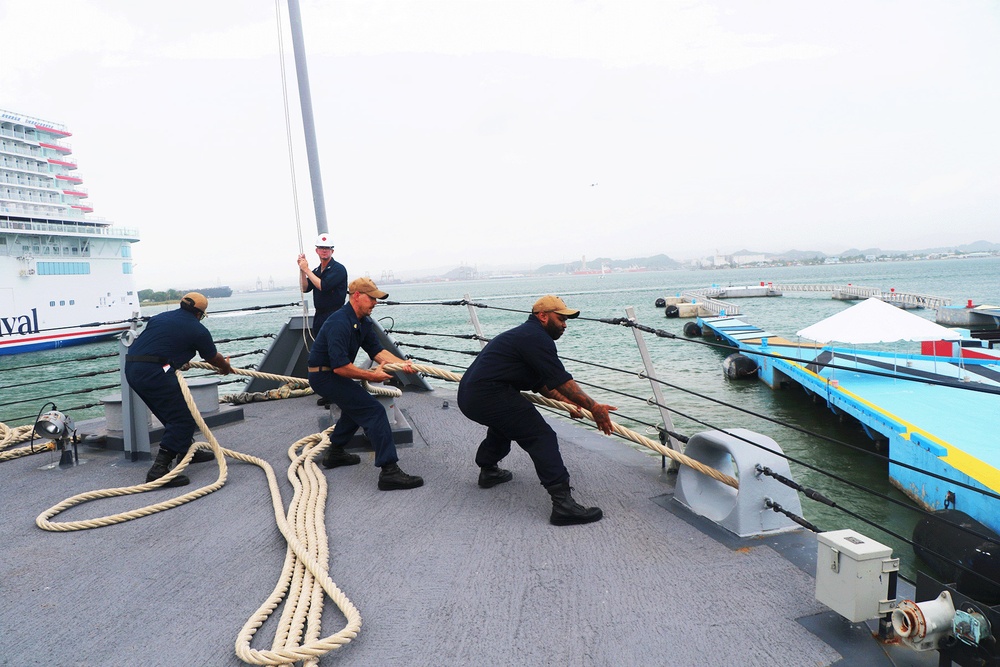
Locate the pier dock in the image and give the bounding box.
[772,284,952,309]
[663,284,954,320]
[697,313,1000,537]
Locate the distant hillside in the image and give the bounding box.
[831,241,998,257]
[440,266,479,280]
[864,240,1000,256]
[195,286,233,298]
[773,249,827,261]
[138,286,232,302]
[731,240,1000,261]
[419,241,998,282]
[535,253,681,274]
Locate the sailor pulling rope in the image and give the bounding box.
[202,361,736,487]
[35,359,735,665]
[200,361,736,487]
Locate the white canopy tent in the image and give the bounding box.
[796,297,962,344]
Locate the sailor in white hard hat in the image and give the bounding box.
[297,232,349,338]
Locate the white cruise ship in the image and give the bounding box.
[1,108,140,355]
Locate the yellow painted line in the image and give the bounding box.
[718,320,1000,493]
[906,427,1000,492]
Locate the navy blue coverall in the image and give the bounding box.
[308,303,399,467]
[304,258,348,337]
[124,308,218,455]
[457,314,573,487]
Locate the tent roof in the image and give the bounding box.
[796,297,962,344]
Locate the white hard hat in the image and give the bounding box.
[314,233,334,248]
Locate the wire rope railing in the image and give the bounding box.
[0,305,294,427]
[374,297,1000,591]
[5,292,999,598]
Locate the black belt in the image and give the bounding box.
[126,354,169,364]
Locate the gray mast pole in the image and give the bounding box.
[249,0,334,387]
[287,0,328,235]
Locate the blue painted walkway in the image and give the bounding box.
[699,315,1000,534]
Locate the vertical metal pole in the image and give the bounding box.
[118,333,151,461]
[464,293,488,350]
[625,306,680,469]
[286,0,329,234]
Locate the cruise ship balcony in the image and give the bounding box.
[62,188,88,198]
[35,124,72,138]
[55,174,83,184]
[48,158,77,169]
[40,141,73,154]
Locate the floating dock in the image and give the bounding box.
[662,284,957,320]
[936,303,1000,329]
[697,314,1000,536]
[688,284,782,299]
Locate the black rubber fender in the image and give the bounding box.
[913,509,1000,604]
[722,353,758,379]
[683,322,702,337]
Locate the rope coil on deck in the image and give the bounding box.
[1,423,54,461]
[221,384,315,404]
[35,365,363,665]
[187,361,402,404]
[1,423,37,448]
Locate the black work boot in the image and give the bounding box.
[478,464,513,488]
[545,481,602,526]
[378,463,424,491]
[322,445,361,469]
[177,448,215,464]
[146,448,190,487]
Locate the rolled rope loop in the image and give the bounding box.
[0,423,55,461]
[35,367,362,665]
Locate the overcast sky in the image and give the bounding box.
[2,0,998,289]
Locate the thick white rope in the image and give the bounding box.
[1,422,37,448]
[380,362,740,489]
[35,369,362,665]
[33,357,734,664]
[0,422,54,461]
[272,0,316,354]
[202,361,732,487]
[187,361,402,402]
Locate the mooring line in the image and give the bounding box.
[378,362,738,489]
[31,357,725,664]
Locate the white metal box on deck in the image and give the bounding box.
[815,529,899,623]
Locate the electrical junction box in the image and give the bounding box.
[815,529,899,623]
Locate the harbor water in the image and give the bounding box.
[3,256,998,581]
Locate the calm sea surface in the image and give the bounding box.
[3,256,998,579]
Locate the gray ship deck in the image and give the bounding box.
[2,388,933,666]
